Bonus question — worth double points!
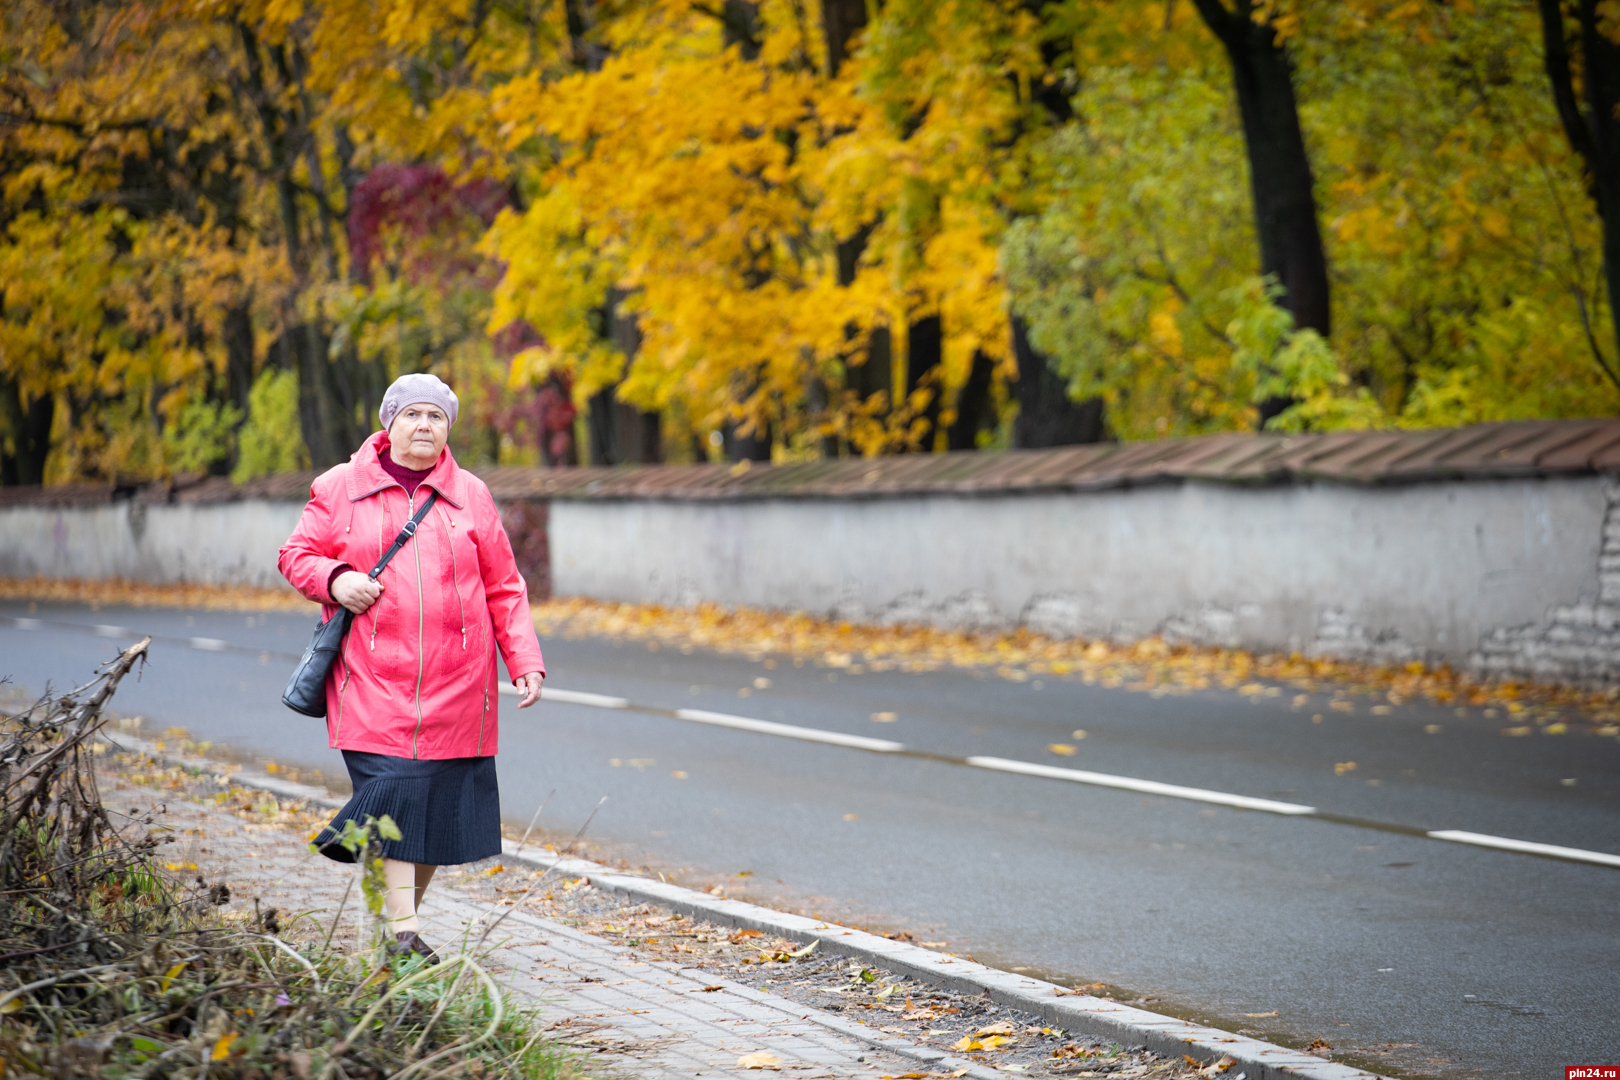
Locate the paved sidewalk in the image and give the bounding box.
[423,899,931,1077]
[116,776,975,1079]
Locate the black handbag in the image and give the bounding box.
[282,491,439,717]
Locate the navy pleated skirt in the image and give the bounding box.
[316,751,502,866]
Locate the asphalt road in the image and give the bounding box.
[3,600,1617,1079]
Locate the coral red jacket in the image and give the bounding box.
[278,431,546,759]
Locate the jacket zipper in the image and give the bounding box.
[333,642,352,739]
[409,490,427,759]
[478,682,488,756]
[369,502,386,651]
[441,505,467,650]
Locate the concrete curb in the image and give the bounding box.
[499,844,1391,1080]
[105,732,1391,1080]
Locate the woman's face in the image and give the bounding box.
[387,403,450,469]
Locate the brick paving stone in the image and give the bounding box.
[110,775,984,1080]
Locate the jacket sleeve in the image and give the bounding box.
[278,474,350,608]
[472,484,546,681]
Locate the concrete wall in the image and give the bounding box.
[550,477,1612,674]
[2,475,1615,682]
[0,500,303,590]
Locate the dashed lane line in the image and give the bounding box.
[12,614,1620,870]
[1426,830,1620,868]
[673,707,906,753]
[964,755,1318,815]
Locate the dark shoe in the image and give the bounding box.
[391,930,440,965]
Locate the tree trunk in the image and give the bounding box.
[720,0,762,59]
[1011,318,1107,448]
[1191,0,1329,427]
[240,23,364,467]
[947,350,996,451]
[586,389,616,465]
[723,416,772,462]
[585,288,662,465]
[1536,0,1620,392]
[848,327,893,408]
[822,2,883,454]
[0,378,53,486]
[586,395,662,465]
[1191,0,1329,339]
[821,0,867,77]
[903,313,942,450]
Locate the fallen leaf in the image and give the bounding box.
[952,1037,983,1052]
[978,1035,1012,1050]
[210,1034,237,1061]
[1333,761,1356,775]
[1047,743,1077,756]
[787,939,819,958]
[730,929,764,943]
[1243,1010,1277,1017]
[871,711,898,723]
[736,1052,782,1070]
[1305,1038,1333,1054]
[1071,729,1087,739]
[843,813,859,821]
[0,999,22,1015]
[1502,726,1533,736]
[159,962,185,993]
[671,770,688,779]
[700,985,724,992]
[484,864,506,875]
[975,1021,1015,1036]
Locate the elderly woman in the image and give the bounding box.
[278,373,545,961]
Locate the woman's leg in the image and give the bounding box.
[414,864,437,912]
[382,858,420,934]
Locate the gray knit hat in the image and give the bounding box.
[379,373,459,431]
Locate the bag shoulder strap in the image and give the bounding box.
[367,490,438,579]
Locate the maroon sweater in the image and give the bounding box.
[327,448,434,599]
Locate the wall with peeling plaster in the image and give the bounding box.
[0,500,303,590]
[548,477,1612,681]
[1,476,1613,683]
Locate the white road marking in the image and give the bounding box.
[675,708,906,753]
[966,756,1319,816]
[11,615,1619,871]
[510,684,630,708]
[1426,830,1620,868]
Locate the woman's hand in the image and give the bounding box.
[516,671,544,708]
[332,570,384,615]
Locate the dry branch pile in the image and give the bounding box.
[0,642,581,1080]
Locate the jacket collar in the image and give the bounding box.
[346,429,467,509]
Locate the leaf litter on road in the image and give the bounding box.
[530,595,1618,728]
[5,577,1613,727]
